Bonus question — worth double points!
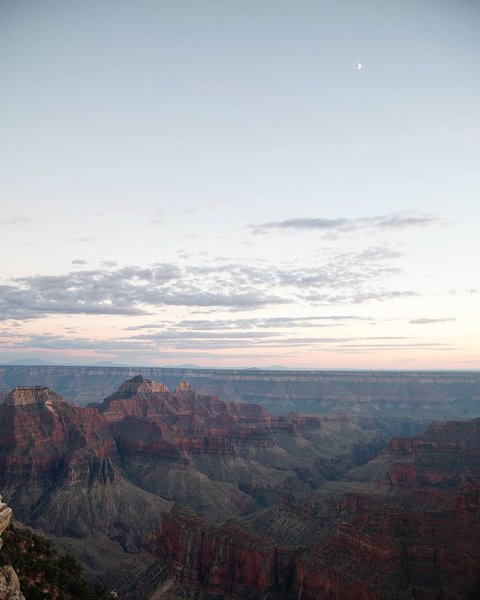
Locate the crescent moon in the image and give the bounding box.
[357,63,362,70]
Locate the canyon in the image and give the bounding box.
[138,416,480,599]
[0,377,393,572]
[1,375,479,598]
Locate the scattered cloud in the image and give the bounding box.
[409,318,457,325]
[251,212,442,235]
[0,245,411,321]
[125,315,370,332]
[0,263,282,321]
[72,259,87,266]
[322,342,453,353]
[0,217,31,226]
[0,326,448,357]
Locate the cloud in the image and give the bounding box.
[0,244,409,321]
[321,342,454,354]
[251,212,442,235]
[0,328,411,354]
[125,315,370,332]
[0,263,284,321]
[72,259,87,266]
[409,318,457,325]
[0,217,31,226]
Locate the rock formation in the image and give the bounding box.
[0,495,25,600]
[2,365,480,418]
[8,376,471,598]
[0,496,12,541]
[0,376,393,581]
[91,376,390,522]
[0,382,170,575]
[138,417,480,599]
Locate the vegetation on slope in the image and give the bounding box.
[0,523,112,600]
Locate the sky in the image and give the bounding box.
[0,0,479,369]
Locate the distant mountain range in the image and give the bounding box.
[7,357,57,366]
[6,358,130,367]
[4,359,292,370]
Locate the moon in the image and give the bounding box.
[357,62,362,70]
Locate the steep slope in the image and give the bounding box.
[0,385,171,575]
[0,494,24,600]
[140,417,480,600]
[0,377,398,582]
[1,521,112,599]
[93,376,390,521]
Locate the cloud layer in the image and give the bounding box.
[251,212,442,235]
[0,328,452,359]
[0,247,409,321]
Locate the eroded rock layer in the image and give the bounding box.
[0,377,393,578]
[142,418,480,599]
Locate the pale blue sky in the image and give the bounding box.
[1,1,479,367]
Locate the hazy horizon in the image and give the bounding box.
[4,357,480,372]
[1,1,479,369]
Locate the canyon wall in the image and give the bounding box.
[1,365,480,417]
[140,417,480,600]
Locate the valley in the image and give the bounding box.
[0,374,479,598]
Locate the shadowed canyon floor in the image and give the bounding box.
[1,376,479,598]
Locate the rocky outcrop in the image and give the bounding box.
[0,496,12,542]
[0,384,170,563]
[0,566,23,600]
[0,495,25,600]
[3,385,65,407]
[112,375,169,398]
[0,385,115,522]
